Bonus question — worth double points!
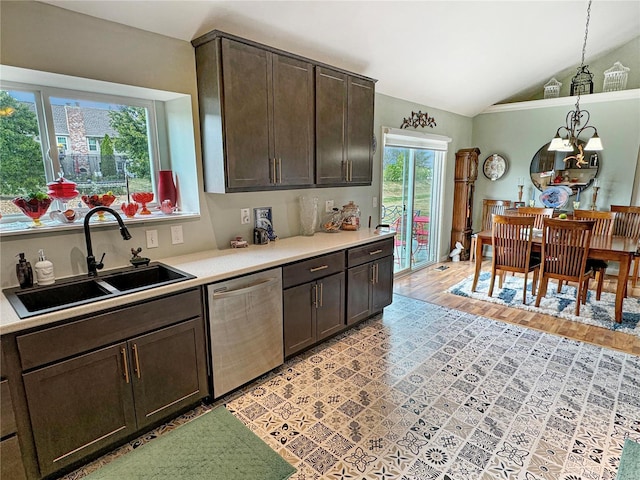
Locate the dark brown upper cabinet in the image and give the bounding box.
[316,68,375,186]
[192,31,375,193]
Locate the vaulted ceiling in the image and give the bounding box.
[40,1,640,117]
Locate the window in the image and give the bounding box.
[1,85,157,218]
[56,136,68,153]
[87,137,99,152]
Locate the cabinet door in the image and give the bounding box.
[283,283,315,357]
[346,263,372,325]
[372,256,394,312]
[316,67,348,185]
[23,343,136,476]
[221,38,272,189]
[272,54,314,187]
[316,272,346,341]
[347,76,374,184]
[0,436,26,480]
[129,319,207,429]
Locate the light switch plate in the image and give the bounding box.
[241,208,250,224]
[171,225,184,245]
[146,230,159,248]
[325,200,334,213]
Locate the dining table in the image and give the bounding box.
[471,229,639,323]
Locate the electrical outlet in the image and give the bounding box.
[171,225,184,245]
[146,230,159,249]
[241,208,250,224]
[325,200,334,213]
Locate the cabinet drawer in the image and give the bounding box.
[283,251,344,288]
[0,380,16,437]
[347,238,394,267]
[0,435,27,480]
[18,288,202,371]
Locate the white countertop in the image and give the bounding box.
[1,230,394,335]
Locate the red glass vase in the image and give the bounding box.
[157,170,177,207]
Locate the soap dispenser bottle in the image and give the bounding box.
[16,253,34,289]
[34,249,55,286]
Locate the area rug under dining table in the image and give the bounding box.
[449,272,640,337]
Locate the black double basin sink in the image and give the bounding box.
[3,263,195,319]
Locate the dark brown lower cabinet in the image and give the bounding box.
[21,317,207,477]
[346,240,394,325]
[283,272,345,357]
[1,377,27,480]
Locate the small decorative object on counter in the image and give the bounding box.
[230,236,248,248]
[34,249,55,286]
[299,196,318,236]
[12,192,53,227]
[131,192,154,215]
[340,201,360,231]
[121,202,139,218]
[16,253,33,289]
[322,208,342,233]
[129,247,151,267]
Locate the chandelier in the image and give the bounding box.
[548,0,603,164]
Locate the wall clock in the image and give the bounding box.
[482,153,508,181]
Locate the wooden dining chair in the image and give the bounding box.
[611,205,640,288]
[488,215,540,304]
[513,207,554,230]
[470,199,512,262]
[573,209,616,300]
[535,218,595,316]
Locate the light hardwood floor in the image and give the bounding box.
[393,258,640,356]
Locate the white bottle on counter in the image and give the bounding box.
[34,249,55,286]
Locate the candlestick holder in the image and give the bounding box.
[590,187,600,211]
[518,184,524,203]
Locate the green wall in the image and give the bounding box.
[471,95,640,230]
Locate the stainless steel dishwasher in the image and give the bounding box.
[207,268,283,398]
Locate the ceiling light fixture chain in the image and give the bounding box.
[548,0,602,163]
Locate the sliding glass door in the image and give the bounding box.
[381,128,449,274]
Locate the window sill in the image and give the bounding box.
[0,211,200,237]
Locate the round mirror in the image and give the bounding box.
[529,140,600,196]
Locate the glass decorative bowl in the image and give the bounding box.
[82,194,117,220]
[47,177,79,202]
[50,209,84,224]
[131,192,154,215]
[12,195,53,227]
[121,202,139,218]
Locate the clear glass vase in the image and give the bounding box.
[299,196,318,236]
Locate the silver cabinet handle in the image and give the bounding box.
[271,158,277,184]
[369,249,383,256]
[313,284,318,308]
[212,277,279,298]
[375,263,379,284]
[309,265,328,272]
[318,282,323,308]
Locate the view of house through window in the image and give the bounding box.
[0,87,155,218]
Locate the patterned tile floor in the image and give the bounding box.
[66,294,640,480]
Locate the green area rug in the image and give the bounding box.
[618,439,640,480]
[83,407,295,480]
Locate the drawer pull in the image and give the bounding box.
[121,347,130,384]
[309,265,329,272]
[368,249,383,255]
[132,344,141,379]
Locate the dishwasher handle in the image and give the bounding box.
[211,277,279,298]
